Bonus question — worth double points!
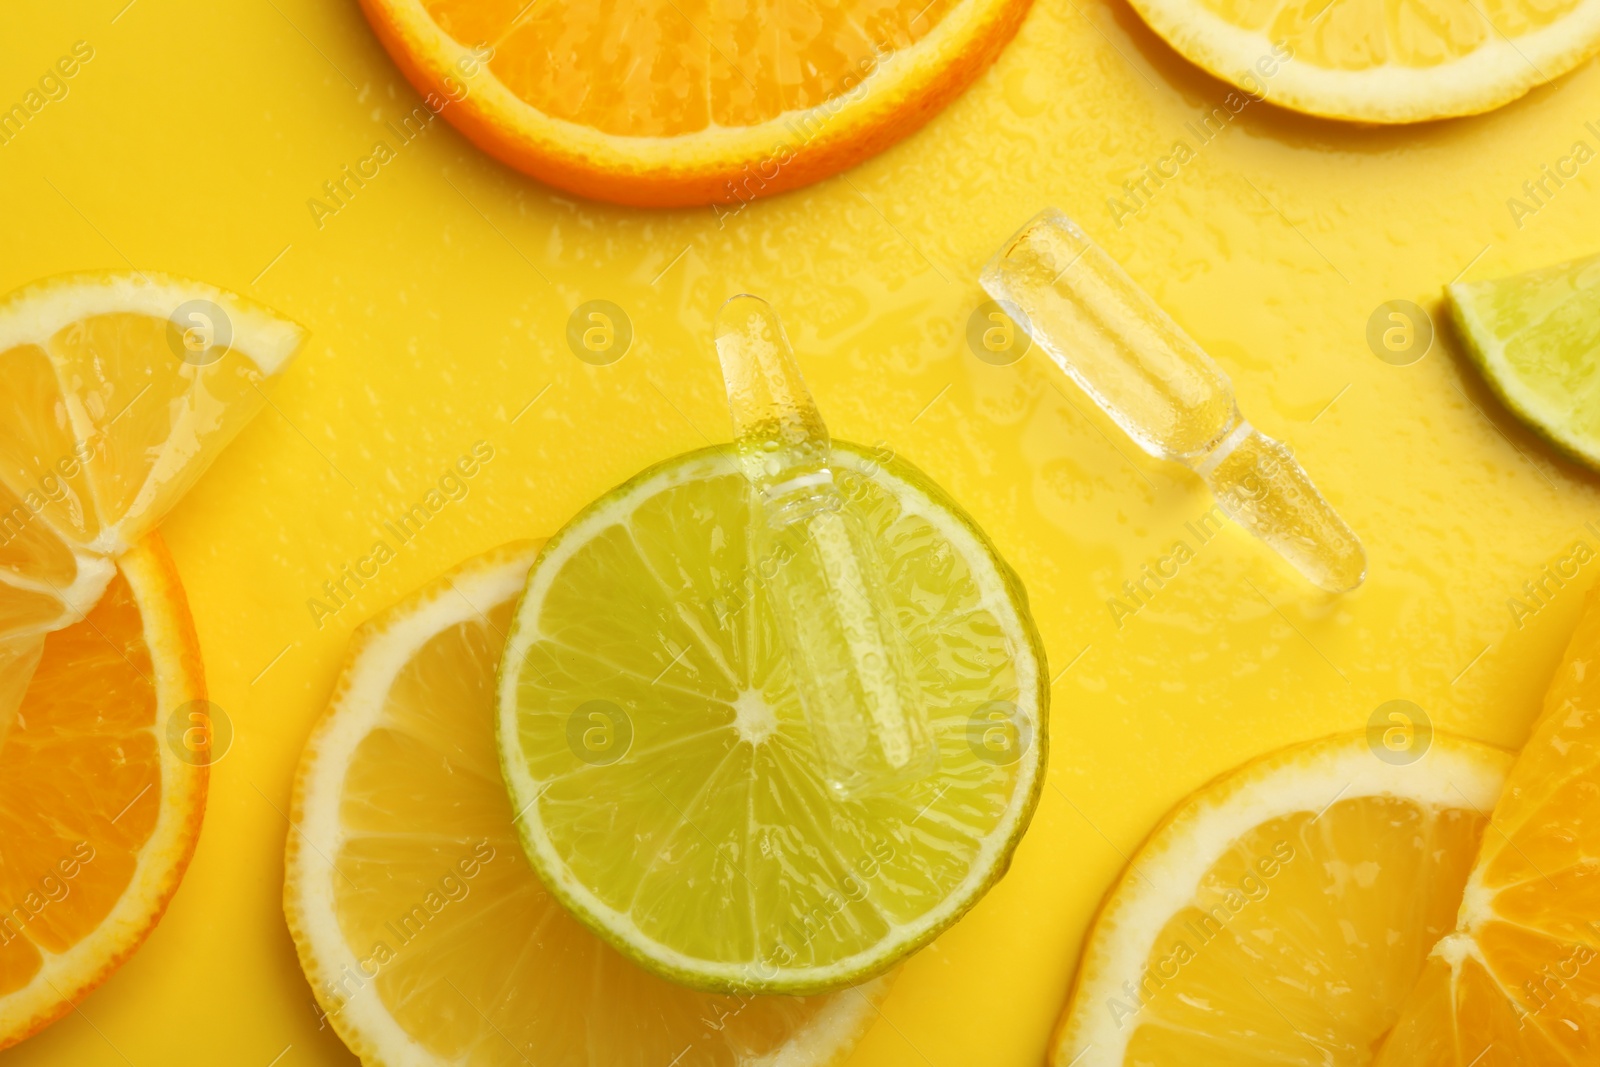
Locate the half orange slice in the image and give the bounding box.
[0,537,207,1049]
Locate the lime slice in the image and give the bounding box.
[1449,251,1600,469]
[496,442,1048,995]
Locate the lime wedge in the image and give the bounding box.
[1449,251,1600,469]
[496,442,1048,995]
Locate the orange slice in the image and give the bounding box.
[0,536,206,1049]
[357,0,1035,206]
[1050,731,1512,1066]
[286,541,890,1064]
[1375,585,1600,1065]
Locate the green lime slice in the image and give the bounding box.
[496,442,1047,995]
[1449,251,1600,469]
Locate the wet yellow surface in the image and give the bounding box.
[2,1,1599,1064]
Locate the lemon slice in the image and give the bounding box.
[285,541,889,1066]
[1376,586,1600,1065]
[1127,0,1600,122]
[1449,251,1600,471]
[497,443,1047,995]
[0,271,305,640]
[1051,731,1513,1065]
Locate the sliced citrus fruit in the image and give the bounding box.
[1050,730,1513,1065]
[1374,585,1600,1065]
[0,535,206,1049]
[0,271,305,643]
[1449,250,1600,471]
[358,0,1034,206]
[497,443,1047,995]
[0,272,302,1048]
[1127,0,1600,122]
[285,541,890,1066]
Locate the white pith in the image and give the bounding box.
[0,273,303,374]
[0,555,115,638]
[733,688,780,746]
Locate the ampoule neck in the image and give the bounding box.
[1181,407,1247,471]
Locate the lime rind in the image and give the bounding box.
[496,442,1048,995]
[1449,252,1600,472]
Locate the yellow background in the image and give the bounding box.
[4,0,1600,1063]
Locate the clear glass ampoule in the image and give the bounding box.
[714,294,938,799]
[981,209,1366,593]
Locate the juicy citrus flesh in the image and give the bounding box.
[497,443,1047,995]
[0,536,206,1049]
[1052,731,1513,1066]
[359,0,1033,204]
[286,541,888,1067]
[0,636,42,749]
[1374,584,1600,1066]
[0,272,306,643]
[1449,251,1600,471]
[1128,0,1600,121]
[424,0,963,137]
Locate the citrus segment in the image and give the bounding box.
[1374,583,1600,1065]
[285,541,889,1066]
[0,636,42,748]
[358,0,1034,205]
[0,536,206,1049]
[1051,731,1513,1065]
[497,443,1047,994]
[48,308,277,546]
[0,341,102,547]
[1127,0,1600,121]
[1449,251,1600,472]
